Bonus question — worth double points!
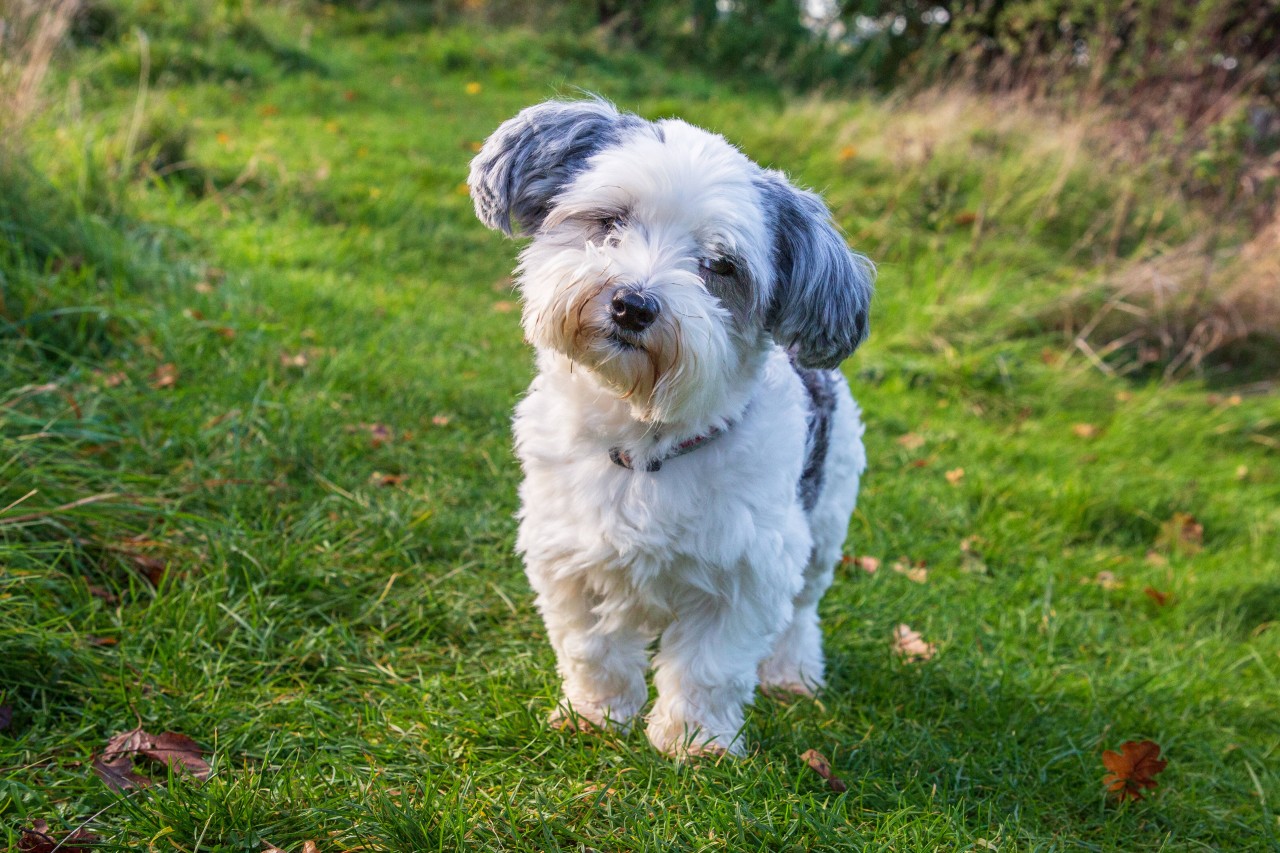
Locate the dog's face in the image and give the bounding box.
[469,99,874,423]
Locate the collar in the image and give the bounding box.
[608,423,731,472]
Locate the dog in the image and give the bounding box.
[468,98,874,757]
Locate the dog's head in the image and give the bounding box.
[469,98,874,423]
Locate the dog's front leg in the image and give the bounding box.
[528,569,650,733]
[646,585,790,757]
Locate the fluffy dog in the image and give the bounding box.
[468,99,874,757]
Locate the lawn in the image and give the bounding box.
[2,4,1278,851]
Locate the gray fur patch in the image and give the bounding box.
[791,353,838,513]
[469,98,647,237]
[755,170,875,369]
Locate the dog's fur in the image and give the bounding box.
[468,99,874,756]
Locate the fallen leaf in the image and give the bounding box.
[89,636,118,647]
[896,432,925,450]
[1102,739,1167,802]
[260,104,280,117]
[92,751,152,792]
[837,144,857,161]
[17,819,99,853]
[101,371,127,388]
[370,471,407,487]
[215,326,236,340]
[150,363,178,389]
[1156,513,1203,554]
[1236,465,1249,480]
[1144,586,1171,606]
[892,558,927,583]
[302,842,319,853]
[87,584,119,604]
[280,351,309,369]
[800,749,848,792]
[893,623,936,662]
[1083,570,1122,590]
[1073,423,1098,438]
[465,81,482,95]
[93,727,210,791]
[492,300,516,313]
[431,414,451,427]
[194,281,215,294]
[953,210,978,226]
[854,555,880,574]
[945,467,965,485]
[1145,550,1169,566]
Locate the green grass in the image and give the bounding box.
[2,6,1278,851]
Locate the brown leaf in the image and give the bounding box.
[1144,586,1171,606]
[853,555,880,574]
[1102,739,1168,801]
[89,636,118,647]
[370,471,407,487]
[953,210,978,226]
[280,351,309,369]
[1156,513,1203,554]
[92,752,152,792]
[137,730,211,779]
[1073,423,1098,438]
[150,363,178,389]
[492,300,517,313]
[17,819,100,853]
[431,414,451,427]
[800,749,848,792]
[892,623,936,662]
[944,467,965,485]
[892,558,927,584]
[1083,570,1122,590]
[302,842,320,853]
[87,584,119,604]
[895,432,925,450]
[93,727,210,791]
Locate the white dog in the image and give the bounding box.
[468,99,874,757]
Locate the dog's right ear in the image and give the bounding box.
[468,99,635,237]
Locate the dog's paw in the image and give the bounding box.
[549,700,634,735]
[646,716,744,759]
[759,680,818,701]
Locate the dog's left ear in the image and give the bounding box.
[469,98,638,237]
[757,170,875,370]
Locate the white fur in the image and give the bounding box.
[470,101,871,757]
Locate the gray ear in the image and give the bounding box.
[757,170,875,369]
[468,98,640,237]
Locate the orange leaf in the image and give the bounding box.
[896,432,925,450]
[800,748,848,792]
[1143,586,1171,606]
[150,363,178,389]
[1102,739,1167,802]
[944,467,965,485]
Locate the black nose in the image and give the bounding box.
[610,289,659,332]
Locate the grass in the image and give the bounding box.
[2,5,1278,851]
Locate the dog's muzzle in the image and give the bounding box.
[610,289,659,333]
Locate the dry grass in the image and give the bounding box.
[1064,212,1280,381]
[0,0,80,139]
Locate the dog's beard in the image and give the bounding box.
[519,242,739,424]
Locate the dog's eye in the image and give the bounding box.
[599,215,623,233]
[700,257,736,277]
